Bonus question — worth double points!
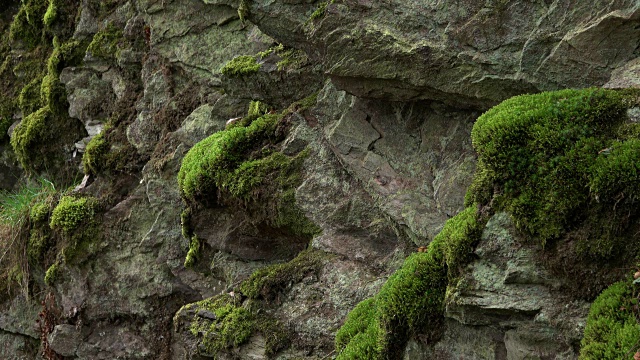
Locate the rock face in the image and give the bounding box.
[0,0,637,359]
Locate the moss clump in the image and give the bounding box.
[18,77,44,117]
[43,0,59,28]
[87,23,123,59]
[335,207,481,359]
[240,249,329,300]
[10,106,49,171]
[579,279,640,359]
[188,295,255,355]
[178,112,320,239]
[178,114,280,201]
[184,235,200,268]
[220,55,260,77]
[247,100,268,118]
[9,0,47,49]
[82,132,109,175]
[44,261,59,286]
[467,88,636,247]
[49,196,96,234]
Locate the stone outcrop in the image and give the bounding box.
[0,0,638,359]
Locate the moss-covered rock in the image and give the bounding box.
[240,249,329,300]
[86,23,123,59]
[335,206,482,359]
[579,278,640,359]
[468,88,639,249]
[49,195,99,263]
[177,105,320,252]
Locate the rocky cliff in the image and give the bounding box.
[0,0,639,359]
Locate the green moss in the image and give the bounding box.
[87,23,123,59]
[29,201,50,223]
[178,114,281,201]
[237,0,249,23]
[44,261,59,286]
[82,132,109,175]
[27,231,49,264]
[184,235,200,268]
[188,295,255,355]
[49,196,95,234]
[240,249,329,300]
[309,1,329,21]
[468,88,635,246]
[248,100,268,118]
[178,113,319,238]
[220,55,260,77]
[589,139,640,204]
[579,279,640,359]
[18,76,44,117]
[9,0,47,49]
[335,207,481,359]
[43,0,59,27]
[10,106,49,171]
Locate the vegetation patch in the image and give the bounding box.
[467,88,638,249]
[579,278,640,359]
[181,293,289,357]
[0,178,57,297]
[87,23,123,59]
[240,249,330,300]
[49,195,99,262]
[335,207,482,359]
[220,55,260,77]
[177,99,320,262]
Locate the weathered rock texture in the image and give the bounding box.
[0,0,637,359]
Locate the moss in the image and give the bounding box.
[588,139,640,205]
[184,235,200,268]
[178,114,281,201]
[43,261,59,286]
[275,48,308,71]
[27,231,49,264]
[220,55,260,77]
[240,249,329,300]
[308,1,334,22]
[248,100,268,118]
[10,106,49,171]
[29,201,51,223]
[579,279,640,359]
[335,207,481,359]
[188,295,255,355]
[178,113,319,238]
[9,0,47,49]
[43,0,59,28]
[49,195,96,234]
[468,88,635,246]
[237,0,249,23]
[18,76,44,117]
[87,23,123,59]
[82,132,109,175]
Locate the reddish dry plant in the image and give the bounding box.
[36,292,62,360]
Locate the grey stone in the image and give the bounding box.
[48,324,82,357]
